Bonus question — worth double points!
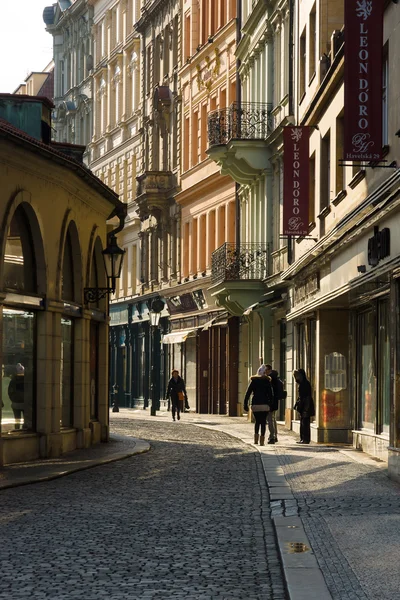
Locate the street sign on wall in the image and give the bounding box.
[283,126,310,237]
[344,0,384,161]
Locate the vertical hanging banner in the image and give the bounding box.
[283,126,310,237]
[344,0,384,161]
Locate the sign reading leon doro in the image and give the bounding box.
[344,0,384,161]
[283,126,310,237]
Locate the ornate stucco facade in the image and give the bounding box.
[44,0,94,158]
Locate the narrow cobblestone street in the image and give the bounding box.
[0,416,288,600]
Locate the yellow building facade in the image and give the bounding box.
[0,95,125,465]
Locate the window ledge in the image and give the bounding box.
[308,71,316,85]
[349,169,366,189]
[332,189,347,206]
[317,205,331,220]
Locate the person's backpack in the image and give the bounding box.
[275,378,287,400]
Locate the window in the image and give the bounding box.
[62,229,74,301]
[320,131,330,211]
[309,153,315,224]
[358,310,376,430]
[4,206,36,293]
[309,5,316,81]
[201,103,207,160]
[184,13,191,60]
[335,116,345,194]
[382,47,388,147]
[61,318,74,428]
[2,309,35,432]
[299,28,306,99]
[90,321,99,419]
[191,111,199,166]
[184,115,190,171]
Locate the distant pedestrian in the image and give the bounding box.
[265,365,286,444]
[166,370,188,421]
[293,369,315,444]
[243,364,273,446]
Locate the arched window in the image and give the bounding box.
[60,220,82,303]
[62,229,75,301]
[4,205,37,293]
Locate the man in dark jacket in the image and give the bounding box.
[265,365,285,444]
[244,365,273,446]
[293,368,315,444]
[166,370,188,421]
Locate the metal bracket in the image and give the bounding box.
[84,288,113,303]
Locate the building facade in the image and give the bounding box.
[44,0,94,160]
[207,0,293,415]
[281,0,400,480]
[0,95,125,465]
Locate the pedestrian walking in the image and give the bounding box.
[166,370,188,421]
[243,364,273,446]
[265,365,286,444]
[293,368,315,444]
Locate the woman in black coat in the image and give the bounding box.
[293,369,315,444]
[244,365,273,446]
[166,370,188,421]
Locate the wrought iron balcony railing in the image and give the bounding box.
[208,102,273,147]
[211,243,270,285]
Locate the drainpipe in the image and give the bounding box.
[235,0,242,250]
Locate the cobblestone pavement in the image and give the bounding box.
[168,412,400,600]
[276,443,400,600]
[0,417,288,600]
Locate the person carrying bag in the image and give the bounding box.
[166,370,189,421]
[243,365,273,446]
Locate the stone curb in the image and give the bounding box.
[0,436,150,491]
[192,424,333,600]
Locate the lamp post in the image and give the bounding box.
[149,298,164,416]
[84,234,125,303]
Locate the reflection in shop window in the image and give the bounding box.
[4,206,36,293]
[324,352,347,392]
[61,318,74,428]
[1,309,35,431]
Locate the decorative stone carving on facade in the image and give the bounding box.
[127,51,139,77]
[196,48,221,93]
[97,77,107,98]
[112,65,122,88]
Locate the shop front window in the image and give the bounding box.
[1,308,35,431]
[296,322,306,369]
[90,321,99,420]
[378,301,390,434]
[358,310,376,430]
[61,318,74,428]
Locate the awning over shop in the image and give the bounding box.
[162,329,197,344]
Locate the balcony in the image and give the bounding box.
[135,170,176,218]
[209,242,270,316]
[207,102,272,185]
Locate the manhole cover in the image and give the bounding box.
[286,542,310,553]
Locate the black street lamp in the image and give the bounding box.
[149,298,164,416]
[84,234,125,303]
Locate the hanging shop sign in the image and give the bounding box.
[283,126,310,236]
[368,226,390,266]
[344,0,383,161]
